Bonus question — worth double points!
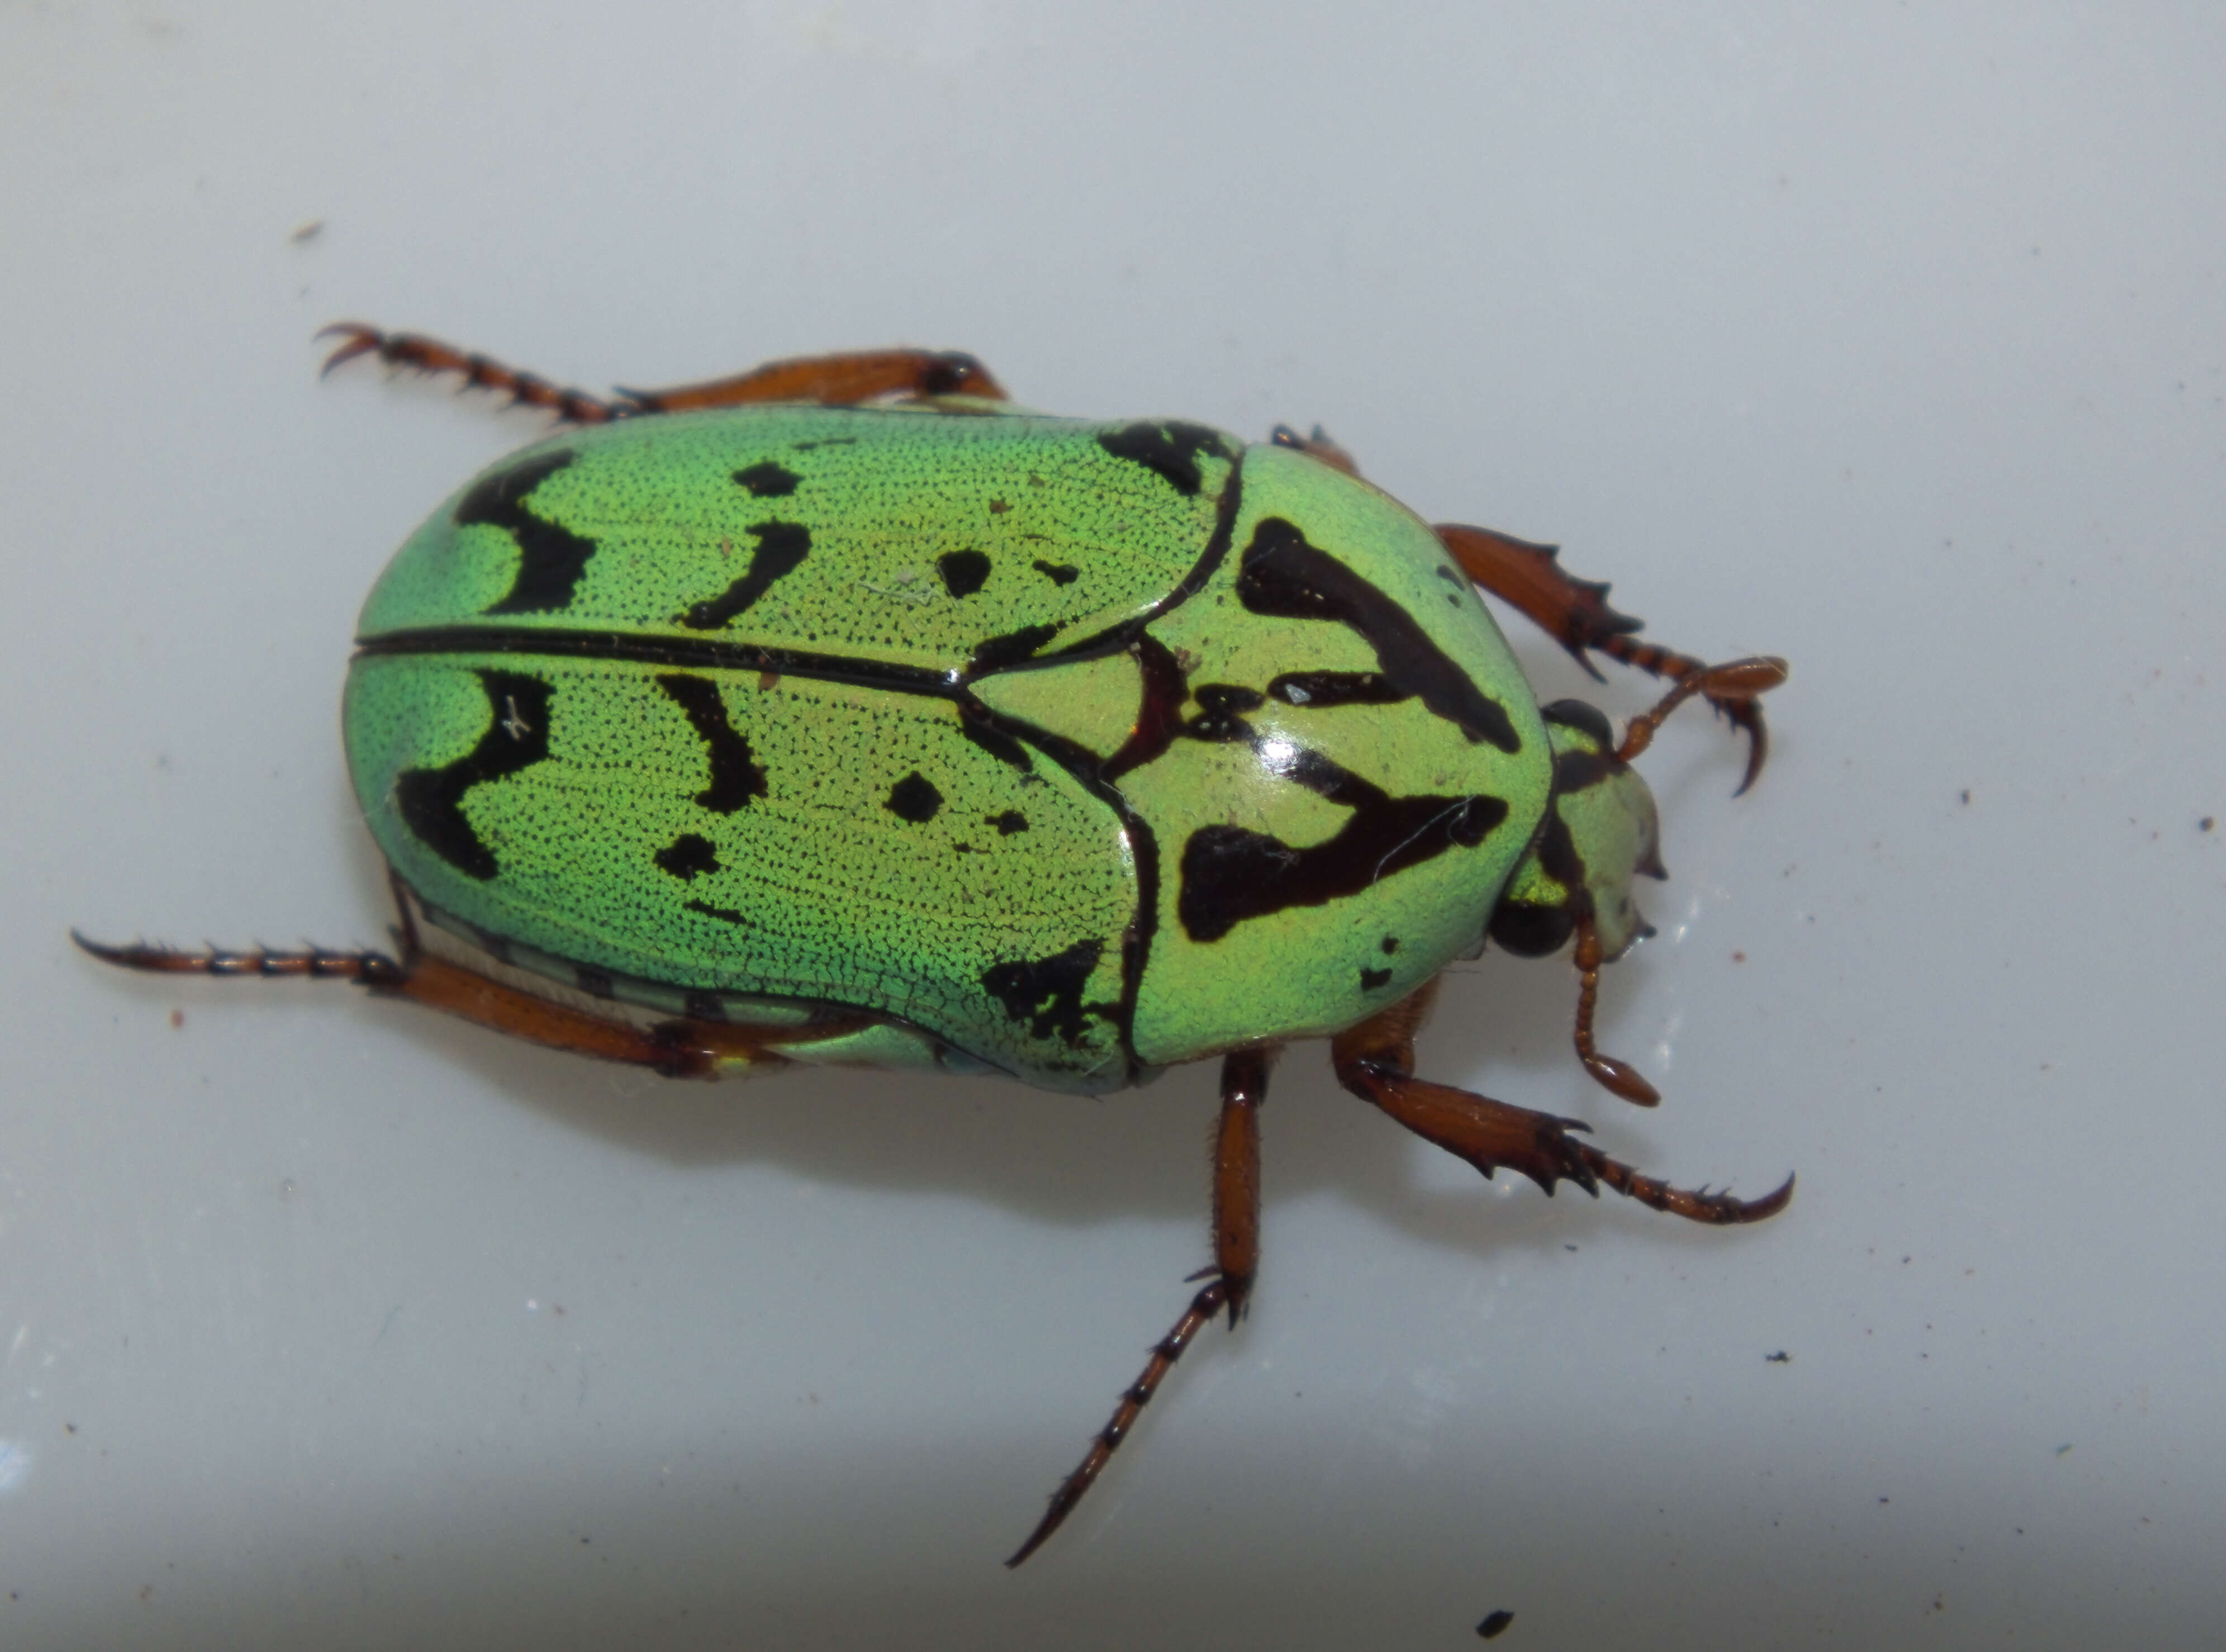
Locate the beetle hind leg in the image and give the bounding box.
[71,923,802,1081]
[1333,982,1791,1227]
[317,324,624,424]
[1006,1046,1275,1567]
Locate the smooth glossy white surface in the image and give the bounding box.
[3,4,2222,1647]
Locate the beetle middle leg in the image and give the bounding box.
[1434,521,1779,792]
[1332,980,1792,1226]
[1006,1044,1276,1567]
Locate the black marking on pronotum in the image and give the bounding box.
[393,669,554,880]
[685,898,751,927]
[457,450,600,616]
[937,549,991,598]
[989,810,1028,836]
[677,521,811,630]
[788,437,857,450]
[885,772,943,823]
[655,674,768,812]
[1237,518,1522,753]
[1095,421,1234,498]
[967,622,1062,675]
[1177,749,1508,942]
[733,462,801,498]
[981,938,1105,1047]
[1269,670,1408,710]
[1359,966,1394,991]
[575,967,615,999]
[1031,558,1079,586]
[1184,683,1265,744]
[1486,699,1644,958]
[654,832,722,881]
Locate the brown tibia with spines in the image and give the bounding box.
[1332,981,1793,1226]
[317,324,1009,426]
[1006,1045,1276,1568]
[1434,522,1779,794]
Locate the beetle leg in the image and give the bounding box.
[1268,423,1361,476]
[1434,523,1781,793]
[1007,1045,1276,1568]
[614,348,1009,412]
[70,926,808,1080]
[1570,918,1660,1107]
[1332,984,1792,1227]
[317,324,624,424]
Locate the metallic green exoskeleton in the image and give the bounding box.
[80,328,1790,1566]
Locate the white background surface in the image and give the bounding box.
[3,3,2222,1647]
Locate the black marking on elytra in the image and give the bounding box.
[1237,518,1522,753]
[685,898,750,927]
[683,990,729,1022]
[1031,558,1080,586]
[733,462,801,498]
[958,704,1034,772]
[1360,966,1394,991]
[981,938,1105,1047]
[1095,421,1234,498]
[654,832,722,881]
[1269,670,1409,711]
[575,966,615,1000]
[967,622,1062,675]
[393,668,554,881]
[655,674,767,812]
[456,449,600,616]
[938,549,991,598]
[1178,751,1508,943]
[885,771,944,823]
[990,810,1029,836]
[1381,934,1400,954]
[1184,683,1265,744]
[677,520,811,630]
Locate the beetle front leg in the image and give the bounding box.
[318,325,626,424]
[1434,522,1778,792]
[1331,984,1792,1227]
[1006,1045,1276,1567]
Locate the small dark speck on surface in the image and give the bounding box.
[1766,1350,1791,1363]
[2202,816,2215,833]
[1477,1608,1515,1639]
[168,1009,184,1029]
[1731,951,1746,963]
[289,219,325,244]
[1960,788,1972,804]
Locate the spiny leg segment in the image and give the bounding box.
[70,882,860,1080]
[1435,521,1780,793]
[1332,980,1792,1226]
[1006,1045,1276,1567]
[317,324,1008,425]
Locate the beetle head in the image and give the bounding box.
[1487,701,1664,962]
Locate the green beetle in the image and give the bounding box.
[80,326,1791,1564]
